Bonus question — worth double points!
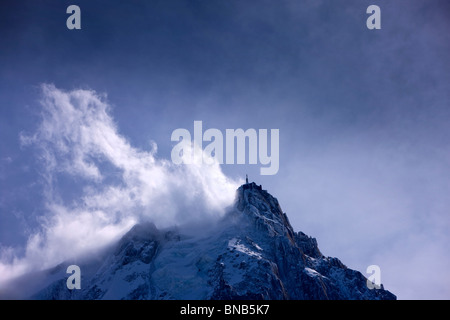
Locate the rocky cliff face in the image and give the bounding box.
[13,182,396,300]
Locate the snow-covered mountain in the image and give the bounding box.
[3,182,396,300]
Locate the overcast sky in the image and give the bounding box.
[1,0,449,299]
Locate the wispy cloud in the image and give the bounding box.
[0,84,240,285]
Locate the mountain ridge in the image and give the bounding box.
[2,182,396,300]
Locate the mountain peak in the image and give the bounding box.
[4,183,396,300]
[235,181,295,241]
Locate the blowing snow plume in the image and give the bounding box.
[0,84,239,285]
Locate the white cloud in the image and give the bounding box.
[0,84,240,285]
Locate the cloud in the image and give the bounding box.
[0,84,240,285]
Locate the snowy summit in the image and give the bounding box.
[2,181,396,300]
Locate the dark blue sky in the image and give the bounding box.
[1,0,449,299]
